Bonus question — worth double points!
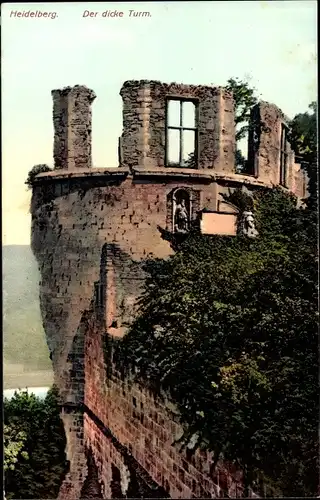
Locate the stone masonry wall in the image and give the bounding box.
[84,320,244,499]
[120,80,236,173]
[30,81,308,500]
[250,102,296,187]
[52,85,96,170]
[31,172,220,497]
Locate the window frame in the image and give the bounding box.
[280,123,289,187]
[165,97,199,168]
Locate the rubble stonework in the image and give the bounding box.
[52,85,96,170]
[249,101,296,186]
[30,80,309,499]
[120,80,235,172]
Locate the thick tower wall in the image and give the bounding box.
[31,172,223,402]
[31,171,221,499]
[120,80,236,173]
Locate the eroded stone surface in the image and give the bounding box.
[52,85,96,170]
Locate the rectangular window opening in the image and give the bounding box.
[280,124,289,187]
[166,98,198,168]
[235,121,255,175]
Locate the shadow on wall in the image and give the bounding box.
[94,243,147,338]
[80,447,103,499]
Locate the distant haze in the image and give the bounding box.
[3,245,53,389]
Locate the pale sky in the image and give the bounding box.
[1,1,317,245]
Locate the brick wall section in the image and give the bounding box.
[84,320,244,499]
[52,85,96,170]
[120,80,235,173]
[57,410,87,500]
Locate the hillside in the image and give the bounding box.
[3,245,53,388]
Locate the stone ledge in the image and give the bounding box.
[132,167,215,181]
[32,165,275,190]
[132,167,274,188]
[33,167,130,183]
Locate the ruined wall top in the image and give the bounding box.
[119,79,235,173]
[52,85,96,171]
[120,79,230,96]
[45,80,307,199]
[51,84,96,101]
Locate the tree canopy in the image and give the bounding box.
[4,387,68,499]
[113,186,318,497]
[289,101,318,208]
[26,164,52,189]
[225,77,260,173]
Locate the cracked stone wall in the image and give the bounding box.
[120,80,236,173]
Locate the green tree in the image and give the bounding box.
[4,425,28,472]
[114,187,318,497]
[26,164,52,189]
[289,102,318,208]
[225,77,260,173]
[4,386,68,499]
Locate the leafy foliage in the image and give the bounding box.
[4,386,68,499]
[26,164,52,189]
[289,101,318,208]
[226,77,260,142]
[113,187,318,497]
[4,425,28,472]
[225,77,260,173]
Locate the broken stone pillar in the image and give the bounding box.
[119,79,236,173]
[120,80,153,169]
[249,102,295,186]
[52,85,96,170]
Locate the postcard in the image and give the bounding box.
[2,2,318,499]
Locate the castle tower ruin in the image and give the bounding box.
[30,80,308,499]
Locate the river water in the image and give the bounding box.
[3,386,50,400]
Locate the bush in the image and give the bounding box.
[4,386,68,499]
[26,164,52,189]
